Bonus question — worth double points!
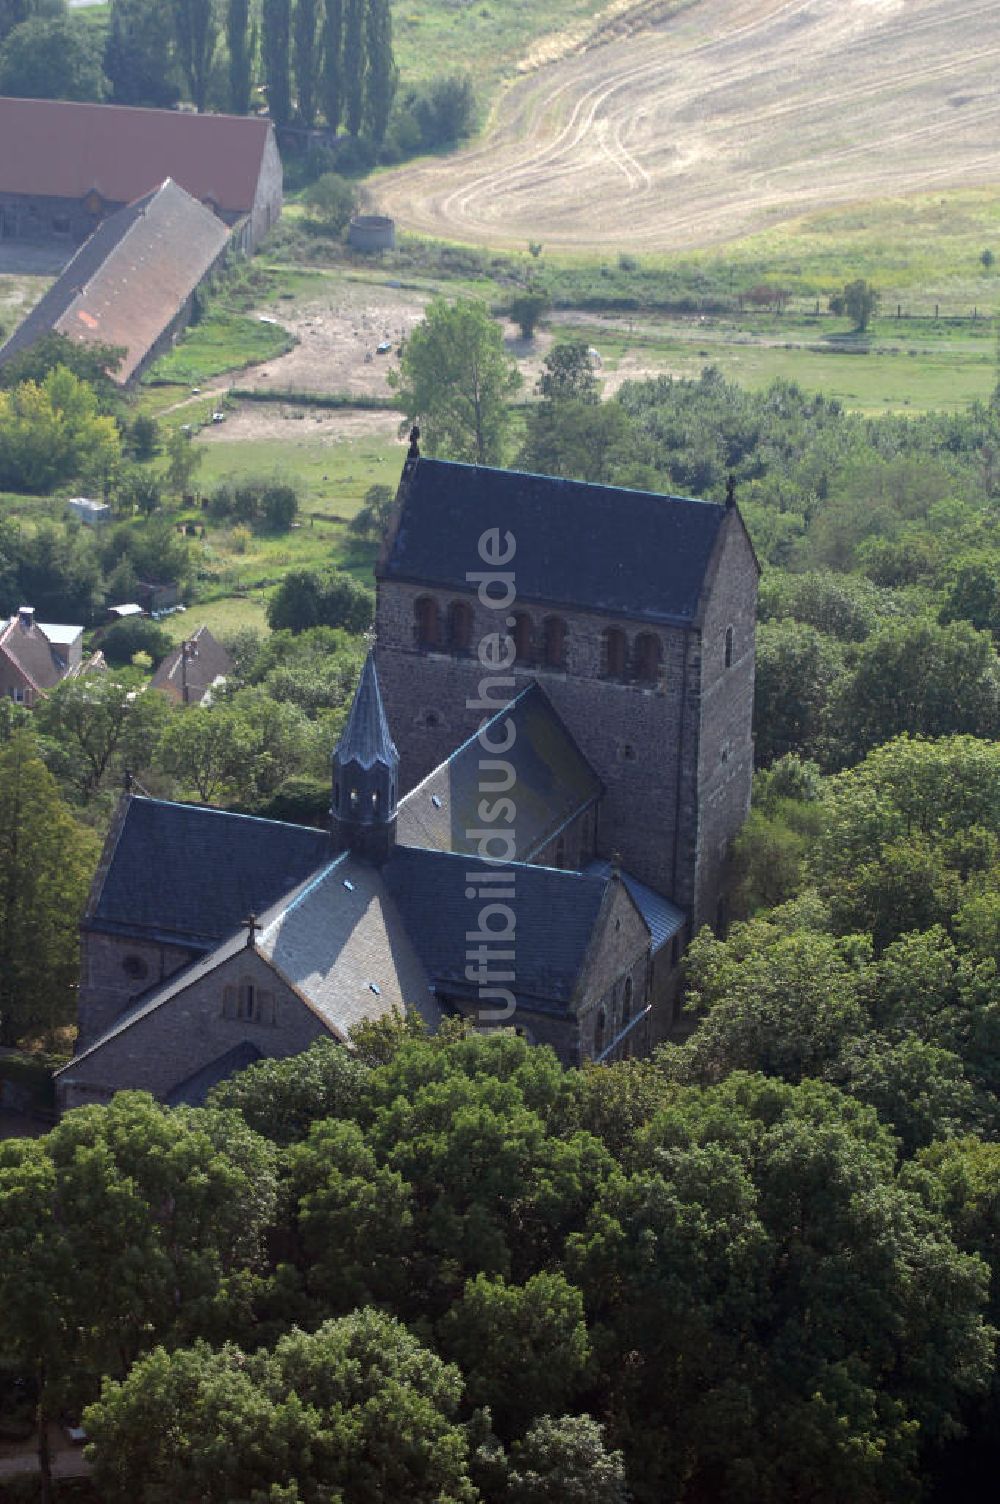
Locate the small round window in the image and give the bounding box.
[123,954,148,980]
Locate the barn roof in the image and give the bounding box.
[380,457,728,627]
[0,179,231,383]
[0,97,272,214]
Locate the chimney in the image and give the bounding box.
[17,606,34,632]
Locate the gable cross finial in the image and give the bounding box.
[407,424,420,460]
[725,474,736,508]
[243,912,261,948]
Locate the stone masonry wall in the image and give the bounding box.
[251,130,283,250]
[574,878,652,1063]
[375,578,699,901]
[691,512,758,931]
[60,946,328,1111]
[77,931,201,1052]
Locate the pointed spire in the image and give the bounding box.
[335,651,397,771]
[331,652,399,865]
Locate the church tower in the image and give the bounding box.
[331,650,399,864]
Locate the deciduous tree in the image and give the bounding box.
[0,733,98,1045]
[391,297,521,465]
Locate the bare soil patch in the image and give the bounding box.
[199,403,402,445]
[375,0,1000,251]
[240,284,429,397]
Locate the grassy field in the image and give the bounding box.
[148,311,296,387]
[391,0,645,97]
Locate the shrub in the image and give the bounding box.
[100,616,173,668]
[303,173,360,236]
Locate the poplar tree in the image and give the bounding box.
[226,0,252,114]
[342,0,364,137]
[363,0,395,144]
[292,0,320,125]
[320,0,342,131]
[262,0,291,126]
[170,0,219,112]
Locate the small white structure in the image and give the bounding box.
[107,603,145,620]
[67,497,111,526]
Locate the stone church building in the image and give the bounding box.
[56,457,757,1112]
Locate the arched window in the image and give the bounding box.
[511,612,534,666]
[603,627,627,679]
[448,599,474,654]
[594,1006,606,1059]
[634,631,662,683]
[542,616,566,670]
[555,838,566,869]
[725,625,734,668]
[333,780,340,811]
[349,786,359,810]
[414,596,439,649]
[622,976,633,1026]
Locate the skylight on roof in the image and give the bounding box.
[431,794,443,808]
[369,982,381,996]
[343,879,355,891]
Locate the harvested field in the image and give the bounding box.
[376,0,1000,251]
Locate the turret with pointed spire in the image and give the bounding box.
[331,650,399,863]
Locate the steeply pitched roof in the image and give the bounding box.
[87,796,331,949]
[150,625,234,705]
[335,651,397,771]
[257,855,438,1037]
[68,852,440,1075]
[0,616,68,690]
[166,1041,262,1107]
[0,179,230,383]
[381,457,727,627]
[383,845,611,1012]
[397,681,601,858]
[0,98,272,215]
[585,859,684,953]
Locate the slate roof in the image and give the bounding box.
[397,682,601,858]
[383,845,610,1012]
[585,858,684,953]
[150,625,234,706]
[257,855,439,1037]
[0,98,272,216]
[88,796,331,949]
[166,1041,262,1107]
[0,179,231,384]
[69,852,441,1074]
[335,651,397,771]
[381,457,727,627]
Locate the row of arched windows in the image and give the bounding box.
[413,598,670,684]
[414,597,569,670]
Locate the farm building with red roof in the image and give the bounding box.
[0,97,281,253]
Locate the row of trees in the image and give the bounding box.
[0,0,397,138]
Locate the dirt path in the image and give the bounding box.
[375,0,1000,250]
